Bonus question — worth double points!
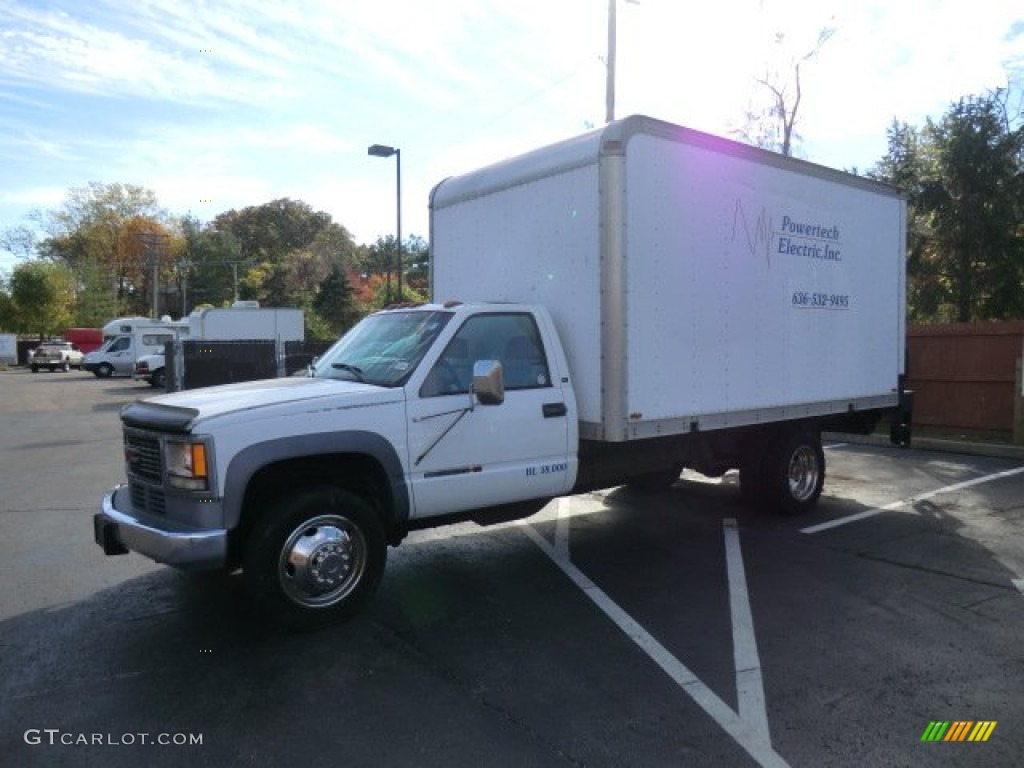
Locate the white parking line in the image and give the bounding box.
[801,465,1024,535]
[724,518,771,743]
[522,503,790,768]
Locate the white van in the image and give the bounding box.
[83,317,182,378]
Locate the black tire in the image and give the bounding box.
[625,464,683,492]
[96,362,114,378]
[243,486,386,630]
[765,430,825,515]
[150,368,166,389]
[30,364,38,373]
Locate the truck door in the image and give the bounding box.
[407,312,572,519]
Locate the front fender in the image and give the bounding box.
[222,431,410,532]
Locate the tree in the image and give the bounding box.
[312,264,357,335]
[0,278,14,331]
[32,182,169,318]
[403,234,431,295]
[213,198,357,307]
[8,261,75,337]
[734,25,835,156]
[176,215,242,312]
[871,90,1024,322]
[360,234,428,305]
[0,225,38,260]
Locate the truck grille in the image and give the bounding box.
[130,481,166,515]
[125,433,162,483]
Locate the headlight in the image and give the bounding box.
[165,439,210,491]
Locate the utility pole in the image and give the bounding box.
[606,0,617,123]
[138,232,169,319]
[606,0,639,124]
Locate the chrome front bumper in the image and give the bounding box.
[94,485,228,570]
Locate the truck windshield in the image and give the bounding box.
[312,309,453,387]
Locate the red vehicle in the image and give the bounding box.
[64,328,104,354]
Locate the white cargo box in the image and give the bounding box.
[431,115,906,442]
[187,307,304,341]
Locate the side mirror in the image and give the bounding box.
[472,360,504,405]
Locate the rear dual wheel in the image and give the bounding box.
[740,430,824,515]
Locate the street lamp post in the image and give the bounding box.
[367,143,402,302]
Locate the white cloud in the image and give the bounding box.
[1,0,1021,277]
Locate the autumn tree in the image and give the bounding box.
[214,198,357,307]
[403,234,431,295]
[360,234,428,306]
[30,182,170,318]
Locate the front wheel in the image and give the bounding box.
[766,430,825,515]
[243,486,386,630]
[96,362,114,378]
[150,368,166,389]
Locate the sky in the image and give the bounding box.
[1,0,1022,276]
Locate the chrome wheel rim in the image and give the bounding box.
[278,514,368,608]
[787,445,820,502]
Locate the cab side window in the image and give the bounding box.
[420,313,551,398]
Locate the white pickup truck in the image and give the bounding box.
[132,353,167,388]
[30,341,85,372]
[94,116,910,629]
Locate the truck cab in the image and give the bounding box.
[95,302,577,628]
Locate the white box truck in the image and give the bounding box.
[132,305,305,388]
[94,116,910,628]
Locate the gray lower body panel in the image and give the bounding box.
[94,485,227,570]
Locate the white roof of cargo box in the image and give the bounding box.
[431,115,902,211]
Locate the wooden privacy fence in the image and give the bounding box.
[905,322,1024,443]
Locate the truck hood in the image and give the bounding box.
[122,377,401,432]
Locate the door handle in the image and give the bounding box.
[543,402,567,418]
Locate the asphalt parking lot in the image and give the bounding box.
[2,368,1023,767]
